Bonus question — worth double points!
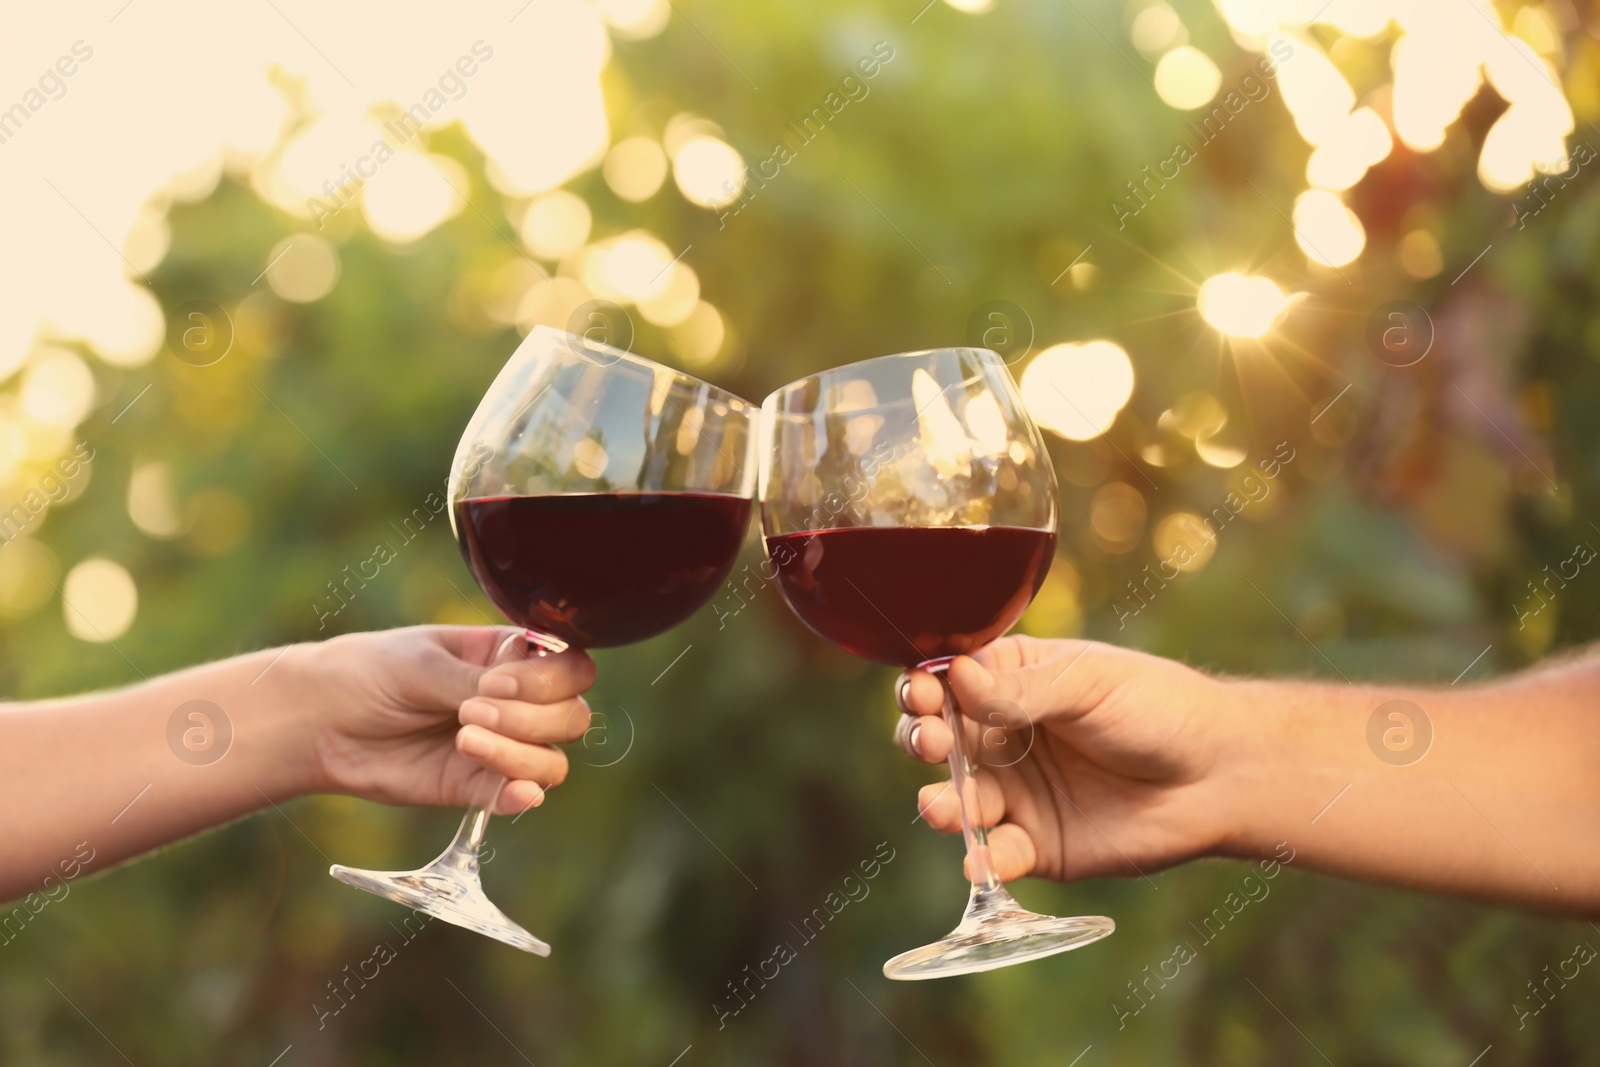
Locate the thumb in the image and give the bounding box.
[425,624,523,669]
[405,626,514,710]
[947,640,1119,733]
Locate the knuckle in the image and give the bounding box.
[461,728,497,760]
[545,751,570,785]
[566,698,592,737]
[554,658,589,696]
[498,700,534,736]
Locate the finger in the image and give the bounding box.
[492,778,546,816]
[402,627,517,710]
[966,635,1032,673]
[914,773,1006,832]
[893,713,916,756]
[968,772,1008,828]
[964,823,1037,883]
[478,647,596,704]
[422,624,521,666]
[895,712,952,763]
[455,726,570,787]
[896,669,947,718]
[947,642,1116,732]
[916,782,962,833]
[902,713,947,764]
[459,695,590,745]
[405,626,580,711]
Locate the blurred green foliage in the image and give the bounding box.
[5,0,1600,1064]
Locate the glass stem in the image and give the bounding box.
[928,662,1006,899]
[427,805,492,878]
[462,806,492,852]
[438,629,559,871]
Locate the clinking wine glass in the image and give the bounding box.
[759,346,1114,979]
[330,325,757,953]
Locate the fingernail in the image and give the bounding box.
[459,698,500,730]
[478,672,518,699]
[908,722,923,755]
[895,676,912,712]
[457,726,495,759]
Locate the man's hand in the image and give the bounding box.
[895,635,1244,883]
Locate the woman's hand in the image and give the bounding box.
[301,625,594,816]
[896,635,1247,884]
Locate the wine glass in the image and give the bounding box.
[758,346,1114,979]
[330,324,757,953]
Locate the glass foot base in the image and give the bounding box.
[329,859,551,956]
[883,887,1113,980]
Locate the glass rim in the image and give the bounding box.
[528,324,757,414]
[762,346,1003,408]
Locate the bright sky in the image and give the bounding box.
[1,0,1578,383]
[1,0,617,376]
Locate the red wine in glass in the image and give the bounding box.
[760,346,1114,980]
[329,325,757,955]
[764,526,1054,666]
[458,492,752,649]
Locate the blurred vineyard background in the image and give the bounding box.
[4,0,1600,1063]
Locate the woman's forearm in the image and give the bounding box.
[1217,658,1600,915]
[0,646,322,903]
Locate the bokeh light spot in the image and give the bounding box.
[128,462,183,539]
[1131,3,1185,55]
[21,349,95,428]
[1020,341,1136,441]
[670,302,726,367]
[1154,511,1217,572]
[573,437,609,478]
[1154,46,1221,110]
[521,190,592,260]
[1090,482,1147,552]
[1197,273,1290,339]
[598,0,670,38]
[672,135,744,209]
[604,137,669,202]
[586,231,676,303]
[1399,229,1443,279]
[266,235,340,304]
[637,261,701,327]
[62,557,137,642]
[1293,189,1367,267]
[362,153,466,245]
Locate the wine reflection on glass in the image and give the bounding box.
[329,325,756,953]
[759,346,1114,980]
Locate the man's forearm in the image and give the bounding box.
[1216,661,1600,916]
